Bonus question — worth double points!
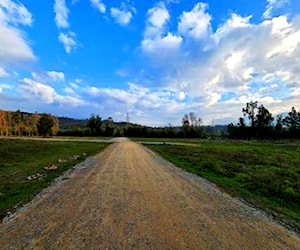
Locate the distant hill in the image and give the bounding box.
[57,117,88,130]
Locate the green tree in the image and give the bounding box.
[255,105,274,128]
[283,107,300,131]
[37,114,54,137]
[181,113,202,138]
[87,115,102,135]
[242,101,258,127]
[105,117,114,136]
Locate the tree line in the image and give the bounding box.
[2,104,299,140]
[58,112,204,138]
[0,110,59,137]
[228,101,300,139]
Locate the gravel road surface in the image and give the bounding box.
[1,138,299,249]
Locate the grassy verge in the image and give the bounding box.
[145,140,300,225]
[0,138,108,220]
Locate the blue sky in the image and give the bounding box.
[0,0,299,126]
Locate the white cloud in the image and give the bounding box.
[86,86,138,106]
[178,3,211,39]
[0,83,10,93]
[22,78,57,104]
[54,0,69,29]
[265,17,300,57]
[21,77,85,107]
[178,91,185,101]
[0,1,35,67]
[110,5,135,26]
[47,71,65,81]
[56,95,85,106]
[83,83,195,125]
[142,33,182,53]
[70,82,79,89]
[225,51,244,70]
[0,22,35,66]
[211,13,252,45]
[90,0,106,13]
[0,67,8,77]
[0,0,32,26]
[54,0,80,53]
[138,8,300,125]
[144,2,170,38]
[141,2,182,56]
[263,0,289,19]
[58,32,77,53]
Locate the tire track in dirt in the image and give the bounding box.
[0,138,299,249]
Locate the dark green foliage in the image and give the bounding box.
[0,139,108,220]
[256,104,274,128]
[181,112,203,138]
[87,114,102,135]
[146,140,300,224]
[283,107,300,134]
[242,101,258,127]
[229,102,300,139]
[104,117,114,136]
[37,114,54,137]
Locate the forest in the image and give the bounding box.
[0,110,59,137]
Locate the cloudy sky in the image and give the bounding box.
[0,0,299,126]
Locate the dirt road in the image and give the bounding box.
[1,138,299,249]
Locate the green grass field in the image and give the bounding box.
[145,140,300,225]
[0,138,108,220]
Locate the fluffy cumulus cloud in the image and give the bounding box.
[178,2,211,39]
[141,2,182,56]
[138,2,300,124]
[110,3,136,26]
[90,0,106,13]
[145,2,170,38]
[0,0,35,68]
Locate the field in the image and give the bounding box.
[145,139,300,225]
[0,138,108,219]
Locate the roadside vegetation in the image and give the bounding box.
[0,139,108,220]
[145,140,300,225]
